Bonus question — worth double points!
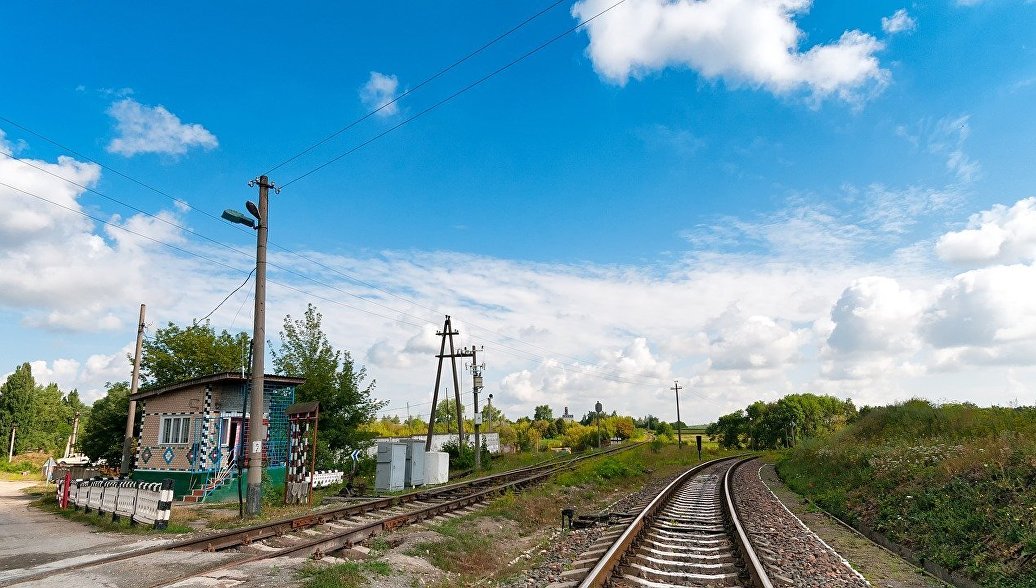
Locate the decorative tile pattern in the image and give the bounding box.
[141,446,152,464]
[163,447,175,465]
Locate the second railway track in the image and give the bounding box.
[3,442,640,588]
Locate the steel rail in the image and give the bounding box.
[147,465,571,588]
[576,455,774,588]
[575,455,739,588]
[724,457,775,588]
[1,442,639,587]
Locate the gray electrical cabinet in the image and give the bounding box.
[375,442,407,492]
[405,440,425,487]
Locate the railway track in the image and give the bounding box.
[2,442,639,588]
[553,456,773,588]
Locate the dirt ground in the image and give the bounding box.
[0,479,173,585]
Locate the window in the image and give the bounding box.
[161,416,191,444]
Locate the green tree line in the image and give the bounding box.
[706,393,857,449]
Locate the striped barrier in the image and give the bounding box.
[55,476,174,530]
[308,470,344,488]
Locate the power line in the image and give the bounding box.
[3,147,673,386]
[262,0,571,176]
[5,178,693,394]
[199,267,256,322]
[279,0,629,188]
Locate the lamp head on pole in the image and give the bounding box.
[595,401,603,414]
[221,209,256,229]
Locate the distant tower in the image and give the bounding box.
[562,406,574,422]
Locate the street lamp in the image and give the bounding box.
[223,175,274,517]
[595,401,603,450]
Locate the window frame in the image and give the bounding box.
[160,416,191,445]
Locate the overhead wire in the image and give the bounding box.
[2,147,677,388]
[0,0,644,381]
[261,0,572,176]
[279,0,630,188]
[0,0,688,392]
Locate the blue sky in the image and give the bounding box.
[2,1,1036,423]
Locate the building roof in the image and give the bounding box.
[130,372,306,401]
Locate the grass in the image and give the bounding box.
[406,514,512,576]
[405,442,741,584]
[297,560,391,588]
[777,400,1036,588]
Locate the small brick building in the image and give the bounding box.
[130,372,304,499]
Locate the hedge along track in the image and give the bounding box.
[555,456,773,588]
[2,442,641,587]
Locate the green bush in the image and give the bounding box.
[778,401,1036,588]
[0,459,37,473]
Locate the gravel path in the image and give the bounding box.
[733,458,870,588]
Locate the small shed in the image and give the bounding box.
[129,372,305,499]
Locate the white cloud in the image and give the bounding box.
[704,305,804,373]
[895,114,980,183]
[881,9,916,35]
[936,198,1036,265]
[921,263,1036,354]
[106,98,218,156]
[572,0,888,103]
[8,132,1036,418]
[360,72,401,116]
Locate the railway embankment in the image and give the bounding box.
[777,400,1036,588]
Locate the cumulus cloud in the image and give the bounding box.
[360,72,401,116]
[881,9,916,35]
[572,0,888,102]
[936,198,1036,265]
[704,305,803,373]
[106,98,218,156]
[0,130,258,335]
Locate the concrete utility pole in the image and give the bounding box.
[245,175,272,516]
[122,303,146,475]
[467,347,485,470]
[671,380,683,449]
[7,425,15,462]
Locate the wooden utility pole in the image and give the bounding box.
[121,303,146,475]
[425,316,473,452]
[7,425,15,462]
[671,380,683,449]
[245,175,272,516]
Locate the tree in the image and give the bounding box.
[707,410,748,449]
[80,382,137,466]
[0,363,78,456]
[0,364,35,455]
[496,421,517,451]
[271,304,386,468]
[433,399,465,434]
[612,416,635,440]
[533,405,553,421]
[140,321,249,387]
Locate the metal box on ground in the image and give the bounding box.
[405,440,425,487]
[375,442,406,492]
[424,451,449,485]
